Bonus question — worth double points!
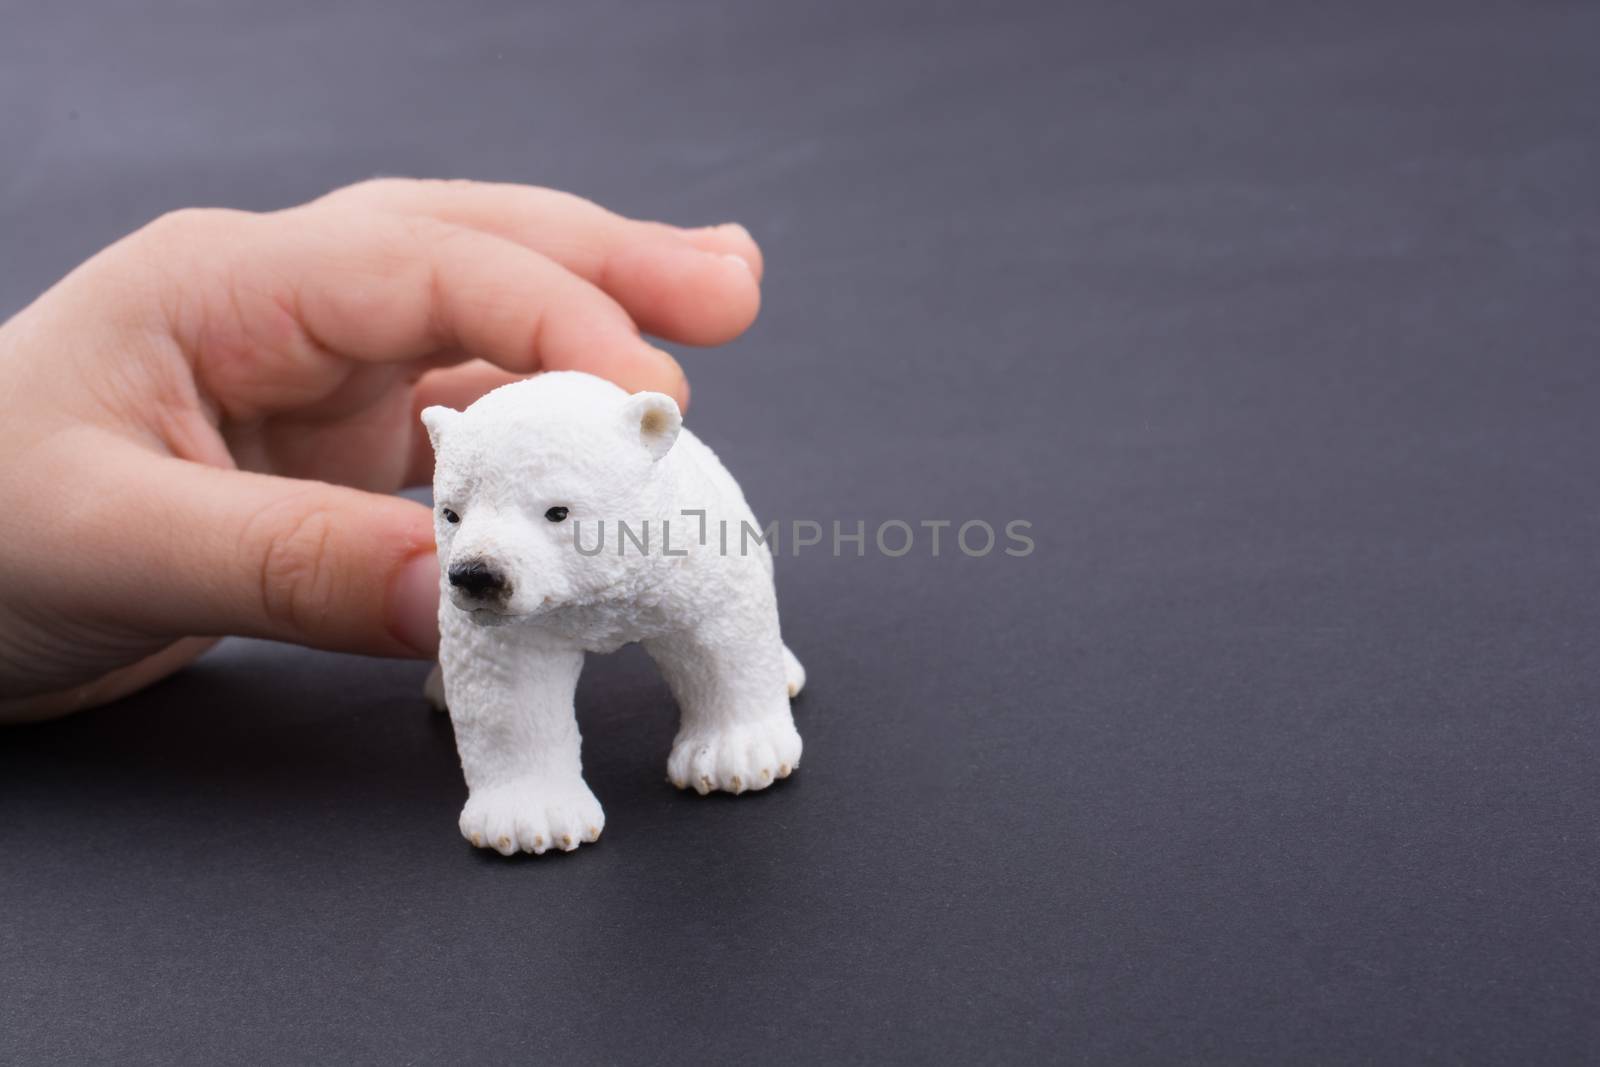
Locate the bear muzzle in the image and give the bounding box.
[447,558,512,606]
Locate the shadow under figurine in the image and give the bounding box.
[420,371,805,855]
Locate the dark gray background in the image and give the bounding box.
[2,1,1597,1062]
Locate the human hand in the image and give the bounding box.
[0,178,763,721]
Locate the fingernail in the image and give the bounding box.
[387,550,440,655]
[721,252,754,277]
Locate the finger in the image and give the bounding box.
[151,210,688,418]
[282,213,688,402]
[323,179,762,345]
[404,361,532,486]
[0,638,217,724]
[411,359,530,411]
[75,450,442,658]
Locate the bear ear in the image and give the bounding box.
[420,406,461,452]
[621,392,682,462]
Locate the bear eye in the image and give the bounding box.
[545,506,569,523]
[441,508,460,524]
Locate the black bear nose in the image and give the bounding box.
[448,559,509,599]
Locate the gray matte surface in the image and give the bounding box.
[2,1,1598,1063]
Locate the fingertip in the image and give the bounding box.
[387,546,441,657]
[687,250,762,342]
[625,341,688,406]
[544,336,689,409]
[692,251,762,343]
[717,253,762,338]
[603,243,762,346]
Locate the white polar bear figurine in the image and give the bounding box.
[420,371,805,855]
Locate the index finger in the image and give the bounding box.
[147,208,688,415]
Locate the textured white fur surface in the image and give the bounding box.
[422,371,804,855]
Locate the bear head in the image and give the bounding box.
[421,371,682,623]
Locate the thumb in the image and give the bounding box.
[100,455,441,656]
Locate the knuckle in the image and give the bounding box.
[327,176,412,203]
[326,176,478,207]
[247,497,342,638]
[398,211,458,247]
[395,211,467,251]
[138,206,248,245]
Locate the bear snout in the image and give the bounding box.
[447,558,512,602]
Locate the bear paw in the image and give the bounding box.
[459,777,605,856]
[423,663,447,712]
[668,715,803,795]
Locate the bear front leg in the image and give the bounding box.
[444,641,604,855]
[646,612,803,796]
